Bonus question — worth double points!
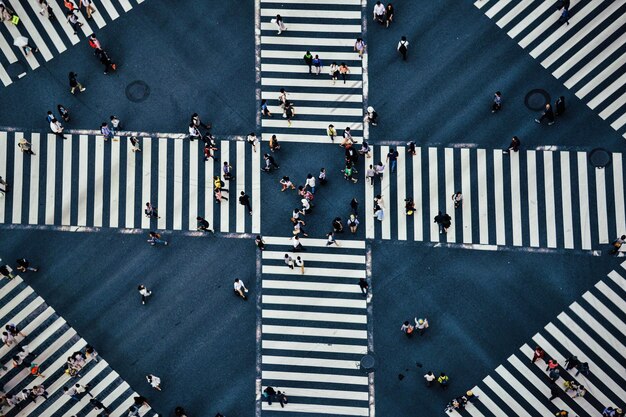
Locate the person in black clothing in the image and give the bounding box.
[255,235,266,250]
[503,136,520,154]
[434,211,451,234]
[548,382,560,401]
[264,386,276,405]
[555,96,565,116]
[535,103,555,125]
[97,49,116,74]
[68,72,85,94]
[276,391,288,408]
[565,355,580,370]
[350,198,358,215]
[196,216,213,233]
[16,258,39,273]
[239,192,252,215]
[358,278,369,296]
[332,217,344,233]
[57,104,70,122]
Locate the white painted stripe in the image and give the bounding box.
[527,151,539,247]
[577,152,592,249]
[545,322,626,399]
[396,146,406,240]
[0,133,7,222]
[141,137,151,229]
[529,0,599,58]
[599,90,626,120]
[118,0,133,12]
[569,302,626,359]
[0,63,10,87]
[263,295,366,309]
[429,147,439,242]
[188,140,198,231]
[61,136,72,226]
[588,72,626,110]
[261,8,360,19]
[483,375,531,417]
[485,0,511,19]
[262,279,361,294]
[476,149,489,245]
[262,251,365,263]
[0,31,18,63]
[496,0,533,28]
[560,152,574,249]
[5,24,39,70]
[583,292,626,337]
[261,36,358,48]
[261,90,362,103]
[461,148,472,243]
[62,370,118,417]
[412,147,423,241]
[613,153,626,238]
[556,25,626,81]
[611,111,626,130]
[544,151,557,248]
[236,141,246,233]
[261,50,362,62]
[262,324,366,339]
[365,146,374,239]
[205,143,214,231]
[263,355,359,369]
[565,34,626,89]
[252,142,261,234]
[470,386,507,416]
[262,119,362,131]
[380,145,391,240]
[263,77,362,89]
[76,135,88,226]
[260,402,368,416]
[493,150,505,245]
[611,266,626,290]
[84,0,106,28]
[260,0,361,4]
[444,148,456,242]
[125,139,135,228]
[495,365,553,416]
[45,134,56,225]
[507,0,554,39]
[262,370,368,384]
[265,103,362,117]
[158,138,167,230]
[262,340,367,355]
[262,265,365,278]
[576,53,626,100]
[542,4,626,69]
[12,132,24,224]
[474,0,490,9]
[11,0,53,61]
[109,395,142,417]
[465,406,485,417]
[23,150,46,222]
[261,387,367,401]
[11,315,63,354]
[260,22,361,33]
[173,139,183,230]
[0,276,22,301]
[262,235,365,249]
[109,139,120,228]
[596,280,626,314]
[99,0,120,20]
[0,287,33,320]
[93,136,104,227]
[220,140,230,232]
[87,383,130,417]
[262,309,366,324]
[510,151,522,246]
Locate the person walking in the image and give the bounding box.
[291,235,305,252]
[329,62,339,84]
[304,174,316,194]
[347,214,359,233]
[437,373,449,390]
[492,91,502,113]
[414,317,429,335]
[273,14,286,34]
[303,51,313,74]
[564,355,580,370]
[365,106,378,126]
[145,202,160,218]
[531,346,545,363]
[350,197,359,215]
[424,371,436,387]
[197,216,214,233]
[339,63,350,84]
[18,138,35,155]
[386,3,394,27]
[222,161,235,180]
[397,36,409,60]
[548,382,560,401]
[358,278,368,296]
[16,258,39,273]
[255,235,266,250]
[100,122,113,141]
[327,124,337,141]
[239,192,252,215]
[610,235,625,254]
[81,0,96,19]
[386,148,399,173]
[284,254,294,269]
[147,231,168,246]
[110,115,121,133]
[130,136,141,152]
[261,99,272,117]
[263,153,280,172]
[233,278,248,300]
[269,135,280,152]
[535,103,555,125]
[57,104,70,122]
[295,256,304,274]
[189,123,201,141]
[503,136,520,154]
[312,54,322,75]
[326,231,339,246]
[280,176,295,192]
[68,72,86,94]
[284,101,295,126]
[319,167,327,185]
[263,386,276,405]
[146,374,162,391]
[276,391,288,408]
[0,175,9,195]
[400,320,414,337]
[137,285,152,305]
[66,10,83,34]
[373,1,385,23]
[555,96,566,116]
[434,211,451,234]
[452,192,462,209]
[247,132,259,152]
[354,38,366,59]
[50,117,66,139]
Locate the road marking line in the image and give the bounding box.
[220,140,230,232]
[109,138,119,228]
[236,141,245,233]
[461,148,472,243]
[429,147,439,242]
[380,145,390,239]
[510,151,522,246]
[577,152,591,250]
[396,146,406,241]
[140,137,151,229]
[93,136,104,227]
[188,140,198,231]
[544,151,557,248]
[444,148,456,242]
[173,139,183,230]
[29,133,40,225]
[45,134,56,225]
[527,151,539,247]
[12,132,24,224]
[493,150,505,245]
[158,138,167,230]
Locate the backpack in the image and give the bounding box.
[399,41,407,53]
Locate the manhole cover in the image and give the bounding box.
[6,62,26,78]
[360,354,375,372]
[125,80,150,103]
[589,148,611,168]
[525,89,551,111]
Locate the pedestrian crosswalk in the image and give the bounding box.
[0,0,144,87]
[474,0,626,140]
[365,144,626,251]
[0,131,261,234]
[0,269,156,417]
[260,236,371,417]
[259,0,365,144]
[445,260,626,417]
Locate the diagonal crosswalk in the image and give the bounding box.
[0,131,261,234]
[0,0,144,87]
[259,0,365,144]
[366,144,626,251]
[474,0,626,139]
[445,260,626,417]
[260,236,371,417]
[0,269,156,417]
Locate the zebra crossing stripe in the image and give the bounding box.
[460,148,472,244]
[220,140,229,232]
[173,139,183,230]
[261,36,357,47]
[262,251,365,263]
[495,365,553,416]
[158,138,168,230]
[28,133,41,225]
[260,0,361,4]
[428,147,439,242]
[262,324,366,339]
[12,132,24,224]
[444,148,456,243]
[496,0,533,28]
[569,302,626,359]
[493,150,505,245]
[510,153,522,246]
[582,292,626,337]
[263,309,366,324]
[576,153,591,250]
[188,140,198,231]
[526,151,539,247]
[263,370,368,384]
[263,356,359,369]
[260,402,368,416]
[476,149,488,244]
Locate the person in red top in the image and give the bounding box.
[546,359,559,371]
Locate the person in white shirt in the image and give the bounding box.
[291,235,304,252]
[81,0,96,19]
[304,174,316,194]
[373,1,385,23]
[189,123,201,141]
[50,118,66,139]
[146,374,162,391]
[397,36,409,60]
[247,133,259,152]
[301,198,311,214]
[138,285,152,305]
[414,317,429,335]
[424,371,436,387]
[295,256,304,274]
[284,254,294,269]
[234,278,248,299]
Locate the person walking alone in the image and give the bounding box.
[239,192,252,215]
[535,103,555,125]
[137,285,152,305]
[492,91,502,113]
[273,14,286,34]
[50,117,66,139]
[233,278,248,300]
[68,72,85,94]
[303,51,313,74]
[397,36,409,60]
